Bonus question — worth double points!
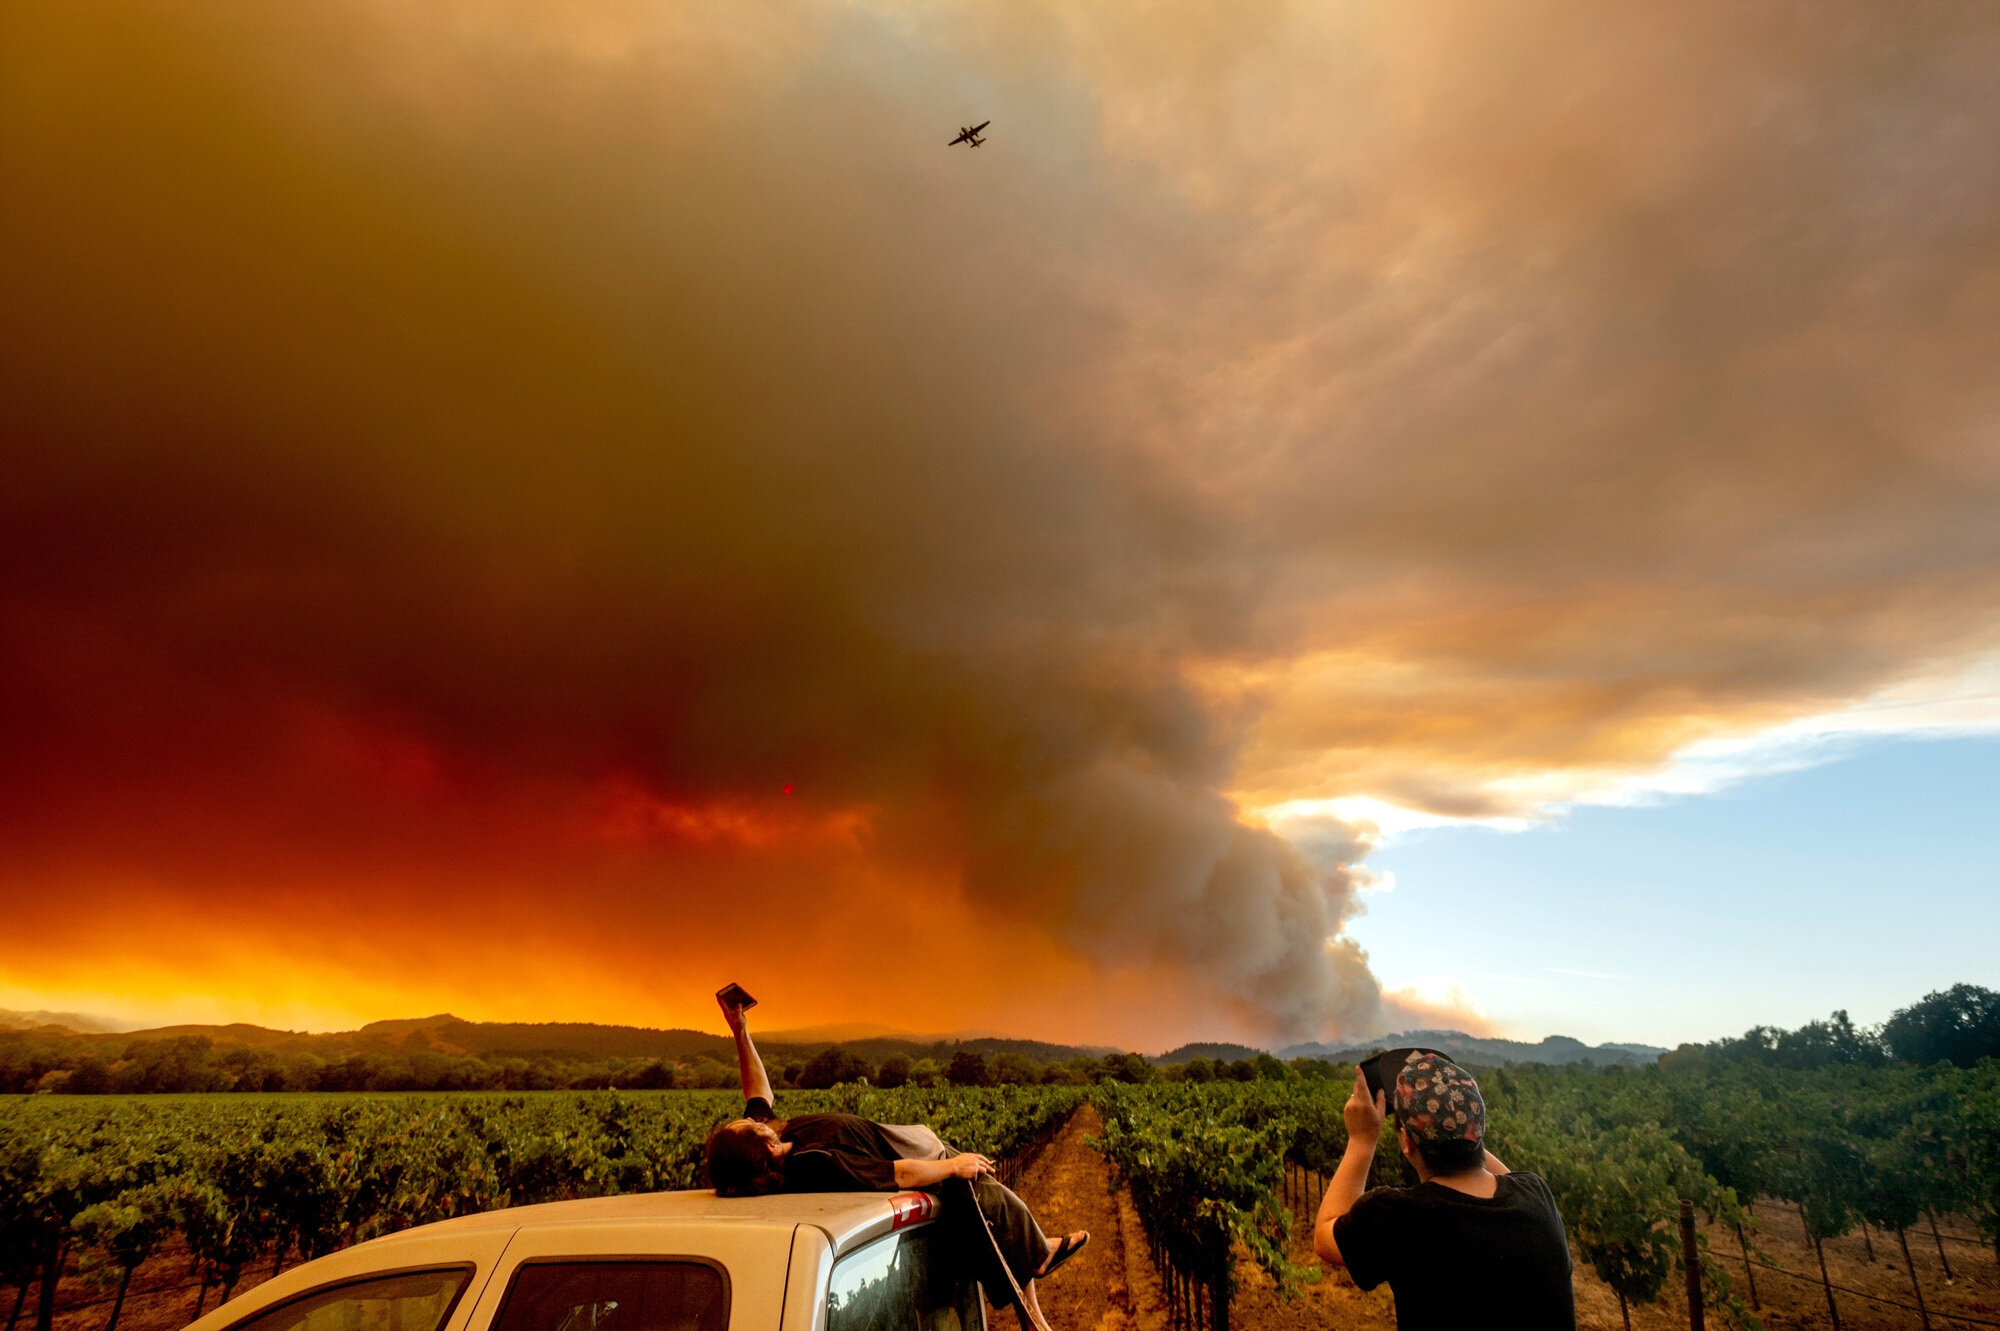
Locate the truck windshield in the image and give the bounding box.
[229,1268,472,1331]
[826,1228,981,1331]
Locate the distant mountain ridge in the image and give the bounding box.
[2,1008,1660,1069]
[4,1010,1115,1066]
[1150,1041,1267,1065]
[1277,1028,1667,1068]
[0,1007,141,1034]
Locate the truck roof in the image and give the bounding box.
[357,1189,939,1258]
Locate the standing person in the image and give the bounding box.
[1313,1054,1575,1329]
[703,992,1087,1329]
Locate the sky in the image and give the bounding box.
[3,1,1999,1051]
[1354,733,2000,1048]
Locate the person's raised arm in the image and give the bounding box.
[720,993,773,1105]
[1313,1069,1386,1267]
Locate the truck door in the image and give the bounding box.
[821,1224,985,1331]
[458,1221,792,1331]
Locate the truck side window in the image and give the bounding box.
[229,1268,473,1331]
[826,1228,982,1331]
[493,1262,729,1331]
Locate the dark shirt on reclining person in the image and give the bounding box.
[743,1096,900,1192]
[1330,1171,1576,1330]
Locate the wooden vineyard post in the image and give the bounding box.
[1798,1200,1840,1331]
[1679,1201,1704,1331]
[1211,1249,1229,1331]
[1735,1223,1757,1307]
[1816,1231,1840,1327]
[33,1236,63,1331]
[1896,1227,1931,1331]
[1926,1210,1954,1281]
[105,1264,134,1331]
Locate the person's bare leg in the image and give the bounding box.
[1016,1281,1053,1331]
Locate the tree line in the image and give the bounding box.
[2,1032,1334,1096]
[1665,983,2000,1071]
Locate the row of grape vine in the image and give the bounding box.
[0,1086,1082,1331]
[9,1061,1998,1331]
[1093,1061,2000,1331]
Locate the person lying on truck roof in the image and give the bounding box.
[1313,1053,1576,1331]
[703,993,1088,1323]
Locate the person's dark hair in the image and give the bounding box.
[1412,1134,1485,1175]
[704,1122,786,1196]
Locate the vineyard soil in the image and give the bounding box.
[1002,1104,1159,1331]
[1696,1203,1999,1331]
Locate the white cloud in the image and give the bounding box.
[1261,655,2000,845]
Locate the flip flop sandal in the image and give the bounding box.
[1037,1233,1089,1280]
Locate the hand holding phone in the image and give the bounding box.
[1344,1067,1387,1141]
[1356,1046,1447,1106]
[715,982,757,1021]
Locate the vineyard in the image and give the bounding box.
[0,1087,1080,1331]
[1098,1062,2000,1331]
[6,1062,2000,1331]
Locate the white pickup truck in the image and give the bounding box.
[187,1191,986,1331]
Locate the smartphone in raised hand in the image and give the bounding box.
[1358,1046,1448,1105]
[715,982,757,1015]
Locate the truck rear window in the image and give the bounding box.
[827,1228,981,1331]
[492,1261,728,1331]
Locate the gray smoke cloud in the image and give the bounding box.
[5,1,1999,1041]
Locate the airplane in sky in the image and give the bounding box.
[949,120,990,147]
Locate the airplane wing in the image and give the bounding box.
[971,120,990,133]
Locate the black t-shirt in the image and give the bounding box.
[743,1097,900,1192]
[1330,1172,1575,1330]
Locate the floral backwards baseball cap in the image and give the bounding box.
[1393,1053,1485,1146]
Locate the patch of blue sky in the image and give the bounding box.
[1351,734,2000,1048]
